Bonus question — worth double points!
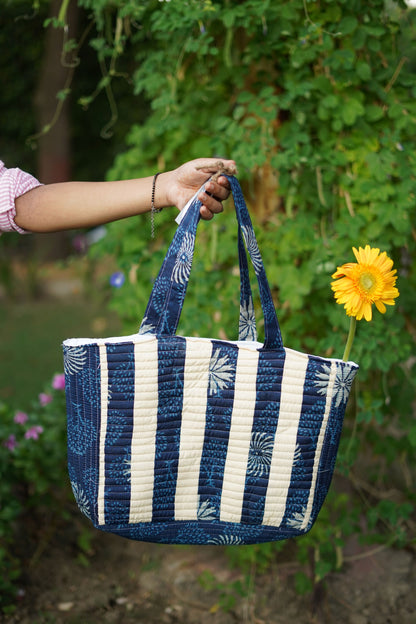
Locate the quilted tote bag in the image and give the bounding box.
[63,176,358,546]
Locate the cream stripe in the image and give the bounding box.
[98,345,109,525]
[262,351,308,526]
[129,338,159,523]
[174,339,213,520]
[301,361,337,530]
[220,348,259,523]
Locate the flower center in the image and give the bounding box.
[359,271,376,292]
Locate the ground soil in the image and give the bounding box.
[4,512,416,624]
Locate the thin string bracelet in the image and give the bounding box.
[151,172,163,239]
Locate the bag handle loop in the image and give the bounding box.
[139,176,283,351]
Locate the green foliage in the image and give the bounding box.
[0,375,68,610]
[198,569,250,613]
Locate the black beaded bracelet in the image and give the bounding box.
[151,172,162,238]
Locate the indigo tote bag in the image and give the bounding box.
[63,176,358,546]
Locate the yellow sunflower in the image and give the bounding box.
[331,245,399,322]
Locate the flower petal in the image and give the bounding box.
[375,300,386,314]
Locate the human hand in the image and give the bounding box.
[161,158,237,220]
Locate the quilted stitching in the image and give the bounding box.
[64,335,358,544]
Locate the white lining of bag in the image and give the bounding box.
[63,334,263,347]
[301,360,337,530]
[63,335,354,367]
[98,344,109,525]
[63,334,158,347]
[219,347,260,523]
[262,350,308,527]
[174,338,213,521]
[175,184,205,225]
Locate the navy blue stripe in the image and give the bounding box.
[152,336,186,521]
[66,344,101,524]
[240,348,286,525]
[311,361,358,520]
[104,342,134,526]
[197,341,238,520]
[282,357,327,529]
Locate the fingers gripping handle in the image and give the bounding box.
[175,161,238,226]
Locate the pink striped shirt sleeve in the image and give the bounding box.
[0,160,43,234]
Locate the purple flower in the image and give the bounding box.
[3,434,18,451]
[25,426,44,440]
[109,271,125,288]
[39,393,53,406]
[52,373,66,391]
[14,411,28,425]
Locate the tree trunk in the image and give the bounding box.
[33,0,79,262]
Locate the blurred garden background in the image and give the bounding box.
[1,0,415,622]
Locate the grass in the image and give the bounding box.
[0,297,120,410]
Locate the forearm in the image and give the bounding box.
[12,158,236,233]
[14,174,171,233]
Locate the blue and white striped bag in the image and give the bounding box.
[63,176,358,545]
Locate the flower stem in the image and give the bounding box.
[343,316,356,362]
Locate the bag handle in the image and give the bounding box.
[139,176,283,351]
[175,180,257,341]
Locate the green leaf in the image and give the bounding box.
[365,105,384,122]
[315,558,334,581]
[356,61,371,81]
[387,102,404,119]
[341,97,365,125]
[338,16,358,35]
[321,94,339,109]
[367,37,381,52]
[56,88,70,101]
[43,17,66,29]
[294,572,314,595]
[352,26,367,48]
